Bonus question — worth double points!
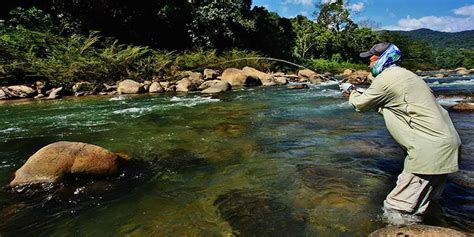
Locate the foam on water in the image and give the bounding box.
[109,96,128,101]
[436,97,466,107]
[169,96,220,107]
[0,127,27,134]
[427,79,474,87]
[113,107,152,114]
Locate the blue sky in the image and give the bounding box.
[252,0,474,32]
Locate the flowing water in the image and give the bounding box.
[0,74,473,236]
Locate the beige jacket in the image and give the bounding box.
[349,66,460,174]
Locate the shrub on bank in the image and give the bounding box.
[305,59,367,74]
[0,26,273,87]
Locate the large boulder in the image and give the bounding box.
[176,78,198,92]
[198,80,221,90]
[342,69,353,77]
[189,72,204,83]
[118,79,144,94]
[9,142,122,187]
[221,68,262,87]
[7,85,35,97]
[204,69,220,80]
[201,81,231,94]
[142,80,153,92]
[434,73,446,79]
[369,225,467,237]
[455,67,471,76]
[344,70,370,84]
[274,77,289,85]
[242,67,275,86]
[298,69,324,84]
[148,82,164,93]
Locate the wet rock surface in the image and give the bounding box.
[214,189,307,237]
[9,142,121,187]
[118,79,144,94]
[287,84,309,90]
[369,224,469,237]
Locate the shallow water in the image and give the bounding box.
[0,76,473,236]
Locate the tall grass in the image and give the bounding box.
[0,27,273,87]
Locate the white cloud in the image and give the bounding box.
[453,4,474,16]
[283,0,313,6]
[383,5,474,32]
[350,2,364,13]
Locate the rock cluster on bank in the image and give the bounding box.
[0,67,330,100]
[1,66,473,101]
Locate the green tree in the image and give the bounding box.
[188,0,255,49]
[314,0,356,32]
[248,7,295,59]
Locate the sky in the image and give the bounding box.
[252,0,474,32]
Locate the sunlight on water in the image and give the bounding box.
[0,76,473,236]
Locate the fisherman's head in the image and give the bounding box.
[360,42,402,77]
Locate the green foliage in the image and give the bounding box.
[306,59,366,73]
[378,31,435,70]
[0,26,269,86]
[189,0,255,49]
[7,7,54,32]
[314,0,356,32]
[394,28,474,49]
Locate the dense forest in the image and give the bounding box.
[1,0,472,87]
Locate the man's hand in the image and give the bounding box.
[339,83,355,97]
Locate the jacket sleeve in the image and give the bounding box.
[348,79,388,112]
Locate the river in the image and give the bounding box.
[0,74,473,236]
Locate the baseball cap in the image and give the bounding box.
[360,42,391,58]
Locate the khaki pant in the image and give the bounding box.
[384,172,447,215]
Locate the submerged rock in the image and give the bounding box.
[287,84,309,90]
[118,79,144,94]
[221,68,262,87]
[449,170,474,189]
[9,142,122,187]
[369,225,468,237]
[214,189,307,236]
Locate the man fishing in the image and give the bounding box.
[340,42,461,223]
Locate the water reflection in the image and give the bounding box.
[0,76,473,235]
